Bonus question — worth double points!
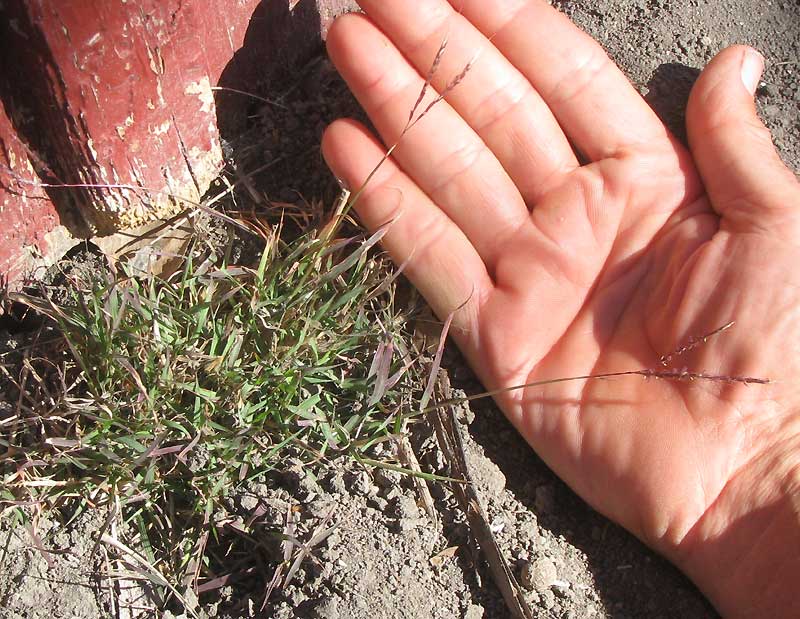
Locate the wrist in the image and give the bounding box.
[673,446,800,618]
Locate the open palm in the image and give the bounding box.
[322,1,800,614]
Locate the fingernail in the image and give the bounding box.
[741,48,764,96]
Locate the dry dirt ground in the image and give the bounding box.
[1,1,798,618]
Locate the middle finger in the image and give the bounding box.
[357,0,580,204]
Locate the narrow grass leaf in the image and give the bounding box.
[420,311,454,414]
[320,226,388,282]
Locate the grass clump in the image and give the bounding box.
[1,217,423,607]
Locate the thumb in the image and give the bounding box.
[687,45,800,235]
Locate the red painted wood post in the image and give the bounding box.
[0,103,63,283]
[0,0,355,284]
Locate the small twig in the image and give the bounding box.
[209,86,288,109]
[99,543,119,619]
[396,434,438,524]
[428,372,534,619]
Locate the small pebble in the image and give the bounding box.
[393,495,421,520]
[238,493,259,512]
[464,604,485,619]
[761,83,780,98]
[534,484,556,514]
[322,470,347,494]
[540,588,557,610]
[374,467,401,489]
[367,495,389,512]
[520,557,559,592]
[346,470,372,496]
[312,596,341,619]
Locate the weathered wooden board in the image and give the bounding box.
[0,0,355,282]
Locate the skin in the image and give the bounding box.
[320,1,800,615]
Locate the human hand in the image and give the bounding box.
[321,1,800,616]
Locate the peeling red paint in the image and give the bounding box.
[0,0,356,283]
[3,0,266,229]
[0,104,60,282]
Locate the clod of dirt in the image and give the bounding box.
[533,484,557,515]
[310,596,341,619]
[464,604,485,619]
[521,557,560,593]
